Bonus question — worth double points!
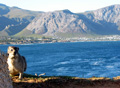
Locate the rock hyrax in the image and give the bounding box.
[7,46,27,80]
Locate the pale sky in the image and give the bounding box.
[0,0,120,13]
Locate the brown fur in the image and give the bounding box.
[7,46,27,80]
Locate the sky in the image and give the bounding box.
[0,0,120,13]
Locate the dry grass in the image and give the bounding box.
[12,74,120,88]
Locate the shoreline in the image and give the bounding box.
[1,35,120,45]
[0,40,120,45]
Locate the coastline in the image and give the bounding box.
[1,35,120,45]
[0,39,120,45]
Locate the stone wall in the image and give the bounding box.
[0,50,13,88]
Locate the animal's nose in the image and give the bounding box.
[14,52,16,55]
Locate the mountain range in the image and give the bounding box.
[0,3,41,36]
[0,3,120,38]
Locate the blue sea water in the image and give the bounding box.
[1,41,120,78]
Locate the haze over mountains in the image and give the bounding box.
[0,3,120,38]
[0,3,41,36]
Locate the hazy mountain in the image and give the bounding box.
[20,10,94,37]
[1,3,120,38]
[0,3,41,36]
[18,4,120,37]
[84,5,120,35]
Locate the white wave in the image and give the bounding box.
[60,61,70,65]
[54,61,70,66]
[106,65,114,69]
[90,61,103,66]
[54,67,68,72]
[93,62,99,65]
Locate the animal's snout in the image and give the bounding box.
[11,51,17,55]
[14,52,17,55]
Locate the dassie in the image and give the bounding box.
[7,46,27,80]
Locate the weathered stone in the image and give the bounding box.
[0,50,13,88]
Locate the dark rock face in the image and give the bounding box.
[0,4,10,15]
[0,4,41,36]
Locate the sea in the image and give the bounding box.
[1,41,120,78]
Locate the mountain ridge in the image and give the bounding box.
[21,4,120,37]
[0,3,120,38]
[0,3,42,36]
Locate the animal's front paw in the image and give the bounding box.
[19,73,23,80]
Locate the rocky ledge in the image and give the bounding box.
[13,74,120,88]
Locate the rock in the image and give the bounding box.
[0,50,13,88]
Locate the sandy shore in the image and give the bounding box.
[12,74,120,88]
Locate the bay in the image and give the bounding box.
[0,41,120,78]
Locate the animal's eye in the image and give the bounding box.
[11,49,13,51]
